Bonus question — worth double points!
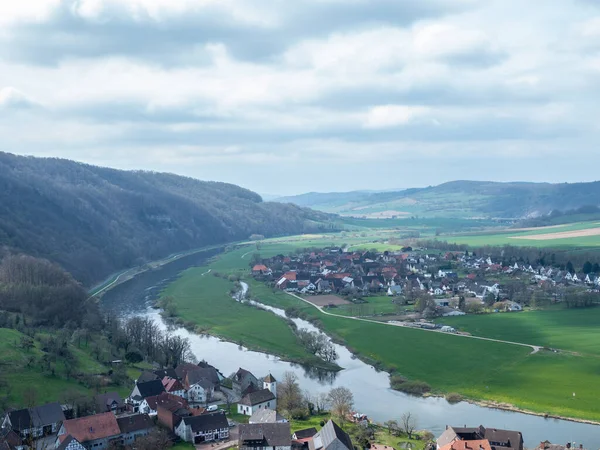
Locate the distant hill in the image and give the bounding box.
[275,180,600,220]
[0,152,337,285]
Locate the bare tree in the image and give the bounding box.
[384,420,399,436]
[278,372,305,417]
[400,412,417,439]
[327,387,354,428]
[315,392,330,414]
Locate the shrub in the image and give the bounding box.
[392,380,431,396]
[445,393,463,404]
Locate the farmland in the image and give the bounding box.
[440,221,600,248]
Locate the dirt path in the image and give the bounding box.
[285,292,544,355]
[510,227,600,240]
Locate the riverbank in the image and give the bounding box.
[158,262,340,371]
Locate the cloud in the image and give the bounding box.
[0,87,37,110]
[0,0,599,193]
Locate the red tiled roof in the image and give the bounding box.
[440,439,492,450]
[62,412,120,443]
[162,376,184,393]
[283,272,297,281]
[253,265,268,271]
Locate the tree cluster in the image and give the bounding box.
[296,329,338,363]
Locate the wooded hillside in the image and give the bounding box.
[0,152,337,284]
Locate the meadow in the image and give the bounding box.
[436,307,600,356]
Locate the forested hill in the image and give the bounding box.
[275,180,600,219]
[0,152,337,285]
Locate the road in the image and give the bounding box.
[285,292,545,355]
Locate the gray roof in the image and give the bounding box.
[8,403,65,431]
[183,412,229,433]
[95,392,124,413]
[239,389,275,406]
[249,409,286,424]
[239,423,291,448]
[310,420,353,450]
[117,414,154,434]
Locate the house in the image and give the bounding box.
[140,393,188,416]
[238,388,276,416]
[233,368,260,396]
[293,427,318,448]
[56,412,121,450]
[94,392,126,415]
[128,379,166,410]
[162,377,186,399]
[116,414,154,447]
[56,435,86,450]
[156,396,193,432]
[175,412,229,444]
[2,402,65,440]
[0,428,22,450]
[249,409,288,424]
[238,423,292,450]
[308,420,353,450]
[437,425,523,450]
[185,372,215,404]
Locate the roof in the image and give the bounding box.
[239,423,291,448]
[186,370,216,389]
[7,403,65,431]
[137,371,159,383]
[144,392,188,411]
[56,435,86,450]
[239,388,276,406]
[62,412,121,443]
[293,428,318,440]
[162,376,184,393]
[31,402,65,427]
[136,379,166,399]
[253,265,268,271]
[310,420,353,450]
[95,392,124,413]
[439,426,523,450]
[117,414,154,434]
[249,409,286,424]
[264,373,277,383]
[153,368,178,380]
[7,409,31,432]
[440,440,492,450]
[182,412,229,433]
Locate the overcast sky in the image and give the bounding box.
[1,0,600,196]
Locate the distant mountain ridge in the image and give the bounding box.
[0,152,337,285]
[274,180,600,219]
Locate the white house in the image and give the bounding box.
[237,389,276,416]
[175,412,229,444]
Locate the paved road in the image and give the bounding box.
[285,292,545,355]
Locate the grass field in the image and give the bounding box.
[441,221,600,248]
[436,308,600,356]
[327,296,399,317]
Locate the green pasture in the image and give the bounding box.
[437,307,600,356]
[328,296,399,317]
[160,266,332,368]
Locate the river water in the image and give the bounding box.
[100,249,600,448]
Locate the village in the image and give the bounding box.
[0,357,575,450]
[251,245,600,327]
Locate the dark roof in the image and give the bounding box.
[153,368,178,380]
[0,429,21,449]
[137,371,159,383]
[182,412,229,433]
[294,428,318,439]
[264,374,276,383]
[136,379,166,399]
[56,435,86,450]
[31,402,65,427]
[239,423,291,447]
[117,414,154,434]
[175,363,201,380]
[187,370,216,388]
[239,389,276,406]
[7,409,31,432]
[95,392,124,413]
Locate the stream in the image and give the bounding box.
[100,249,600,448]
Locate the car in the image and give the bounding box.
[207,405,219,412]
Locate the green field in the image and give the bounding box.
[436,308,600,356]
[441,221,600,248]
[161,262,336,369]
[327,296,400,317]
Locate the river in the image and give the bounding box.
[100,249,600,448]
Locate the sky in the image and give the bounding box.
[1,0,600,196]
